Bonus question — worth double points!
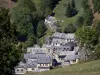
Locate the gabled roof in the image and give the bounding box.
[52,32,75,40]
[24,53,52,64]
[37,56,51,64]
[64,55,79,61]
[15,61,37,69]
[27,47,47,53]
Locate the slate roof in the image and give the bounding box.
[27,47,47,53]
[52,32,75,40]
[52,38,65,44]
[15,61,37,69]
[64,55,79,61]
[24,53,52,64]
[37,57,51,64]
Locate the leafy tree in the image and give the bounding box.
[39,0,52,18]
[11,0,37,45]
[64,23,76,33]
[75,16,84,28]
[81,0,89,10]
[0,8,22,75]
[65,0,78,17]
[95,21,100,34]
[71,0,75,8]
[75,26,98,46]
[83,8,94,26]
[93,0,100,13]
[37,20,47,37]
[94,43,100,59]
[65,3,72,17]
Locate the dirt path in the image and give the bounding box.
[88,0,100,25]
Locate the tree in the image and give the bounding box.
[93,0,100,13]
[0,8,22,75]
[82,0,89,10]
[75,26,98,60]
[65,3,71,17]
[71,0,75,8]
[37,20,47,37]
[75,26,98,46]
[94,43,100,59]
[64,23,76,33]
[65,1,78,17]
[83,8,94,26]
[11,0,37,44]
[95,21,100,34]
[97,2,100,13]
[39,0,52,18]
[75,16,84,28]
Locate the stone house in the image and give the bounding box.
[15,52,52,74]
[44,16,57,31]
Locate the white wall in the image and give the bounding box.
[15,68,27,75]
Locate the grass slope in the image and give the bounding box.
[25,60,100,75]
[53,0,83,31]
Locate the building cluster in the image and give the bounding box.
[14,32,80,75]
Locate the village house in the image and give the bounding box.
[44,15,57,31]
[27,45,48,54]
[15,50,52,74]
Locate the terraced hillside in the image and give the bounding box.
[25,60,100,75]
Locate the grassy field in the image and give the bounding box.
[53,0,84,31]
[25,60,100,75]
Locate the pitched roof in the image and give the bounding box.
[37,56,51,64]
[52,32,75,40]
[24,53,52,64]
[64,55,79,61]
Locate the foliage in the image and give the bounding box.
[75,26,98,46]
[94,43,100,59]
[93,0,100,13]
[37,20,47,38]
[75,16,84,28]
[0,8,22,75]
[83,8,94,26]
[81,0,89,10]
[65,0,78,17]
[64,23,76,33]
[11,0,37,47]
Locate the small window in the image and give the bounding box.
[45,64,48,66]
[21,69,23,71]
[40,64,41,66]
[17,69,19,71]
[64,48,66,50]
[67,48,69,50]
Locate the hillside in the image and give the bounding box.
[88,0,100,25]
[25,60,100,75]
[53,0,83,31]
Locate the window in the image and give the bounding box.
[17,69,19,71]
[73,60,76,63]
[21,69,23,71]
[67,48,69,50]
[32,68,34,70]
[45,64,48,66]
[40,64,41,66]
